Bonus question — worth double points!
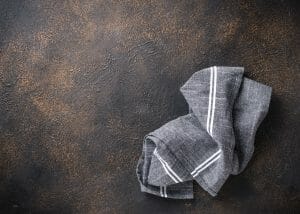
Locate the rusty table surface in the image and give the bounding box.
[0,0,299,213]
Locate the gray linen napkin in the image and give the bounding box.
[136,66,272,199]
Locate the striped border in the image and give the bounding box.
[153,148,183,183]
[206,66,218,136]
[160,186,168,198]
[191,149,221,177]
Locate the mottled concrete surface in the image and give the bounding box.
[0,0,299,213]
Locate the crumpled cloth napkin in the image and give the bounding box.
[136,66,272,199]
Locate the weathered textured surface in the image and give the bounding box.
[0,0,299,213]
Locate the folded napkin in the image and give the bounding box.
[136,66,272,199]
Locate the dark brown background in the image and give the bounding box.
[0,0,299,213]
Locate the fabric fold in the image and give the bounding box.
[136,66,272,199]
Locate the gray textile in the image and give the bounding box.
[136,66,272,199]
